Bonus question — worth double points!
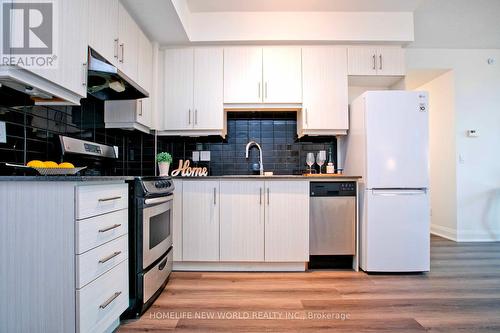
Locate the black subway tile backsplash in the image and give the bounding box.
[158,112,337,176]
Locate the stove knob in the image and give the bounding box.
[154,181,161,188]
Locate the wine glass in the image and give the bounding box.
[316,151,326,174]
[306,153,315,174]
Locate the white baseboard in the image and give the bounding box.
[457,229,500,242]
[173,261,307,272]
[431,224,457,241]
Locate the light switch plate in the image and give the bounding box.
[200,151,211,161]
[192,151,200,162]
[0,121,6,143]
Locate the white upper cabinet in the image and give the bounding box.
[88,0,119,66]
[265,181,309,262]
[193,48,224,130]
[137,29,153,127]
[117,2,139,82]
[22,0,89,98]
[301,47,348,134]
[262,47,302,103]
[376,48,406,76]
[220,181,265,261]
[163,47,224,132]
[223,47,302,104]
[164,48,194,130]
[223,47,263,104]
[348,47,405,76]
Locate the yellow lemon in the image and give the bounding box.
[58,162,75,169]
[44,161,59,168]
[27,160,46,168]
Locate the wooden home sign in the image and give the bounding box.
[171,160,208,177]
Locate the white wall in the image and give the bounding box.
[407,49,500,241]
[415,71,458,240]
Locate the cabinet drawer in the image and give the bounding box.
[76,184,128,220]
[76,235,128,288]
[76,209,128,254]
[77,260,129,333]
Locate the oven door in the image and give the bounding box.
[142,195,173,269]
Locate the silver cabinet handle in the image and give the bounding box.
[372,54,376,70]
[99,291,122,309]
[267,188,270,205]
[379,54,383,70]
[259,188,262,205]
[188,109,191,124]
[82,62,87,86]
[138,100,143,116]
[98,196,121,202]
[98,251,122,264]
[195,109,198,125]
[305,108,308,125]
[213,187,216,205]
[258,82,261,99]
[98,224,122,233]
[119,43,124,63]
[114,39,119,59]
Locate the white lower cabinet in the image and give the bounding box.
[179,180,309,265]
[182,180,220,261]
[220,181,265,261]
[172,179,183,261]
[264,181,309,262]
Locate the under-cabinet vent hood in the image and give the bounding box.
[87,48,148,101]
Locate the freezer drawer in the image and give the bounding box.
[310,197,356,255]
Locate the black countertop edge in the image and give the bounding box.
[0,176,135,181]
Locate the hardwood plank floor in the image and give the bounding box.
[120,236,500,332]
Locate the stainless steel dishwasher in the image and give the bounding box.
[310,182,356,256]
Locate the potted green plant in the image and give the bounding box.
[156,152,173,176]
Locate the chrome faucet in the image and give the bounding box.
[245,141,264,176]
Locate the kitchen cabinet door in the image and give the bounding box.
[262,47,302,103]
[220,181,265,261]
[302,47,348,131]
[137,30,153,127]
[21,0,89,98]
[193,48,224,130]
[172,180,183,261]
[182,181,220,261]
[223,47,263,103]
[118,2,139,82]
[347,47,378,76]
[88,0,119,66]
[376,48,406,76]
[265,181,309,262]
[164,48,194,130]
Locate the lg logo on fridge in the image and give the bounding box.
[1,0,58,68]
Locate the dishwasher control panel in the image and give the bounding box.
[310,182,356,197]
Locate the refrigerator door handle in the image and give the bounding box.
[371,189,427,196]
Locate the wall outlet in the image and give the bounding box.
[0,121,6,143]
[467,129,479,137]
[200,151,211,161]
[192,151,200,162]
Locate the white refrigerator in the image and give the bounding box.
[344,91,430,272]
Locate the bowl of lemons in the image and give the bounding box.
[22,160,87,175]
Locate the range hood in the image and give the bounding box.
[87,48,148,100]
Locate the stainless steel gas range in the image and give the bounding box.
[123,176,175,318]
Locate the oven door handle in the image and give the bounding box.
[144,194,173,206]
[158,256,169,271]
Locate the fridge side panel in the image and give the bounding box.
[364,189,430,272]
[364,91,429,189]
[344,95,367,183]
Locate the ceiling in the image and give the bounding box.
[186,0,424,12]
[122,0,500,49]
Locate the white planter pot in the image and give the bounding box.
[158,162,170,176]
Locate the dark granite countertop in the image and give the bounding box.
[0,176,134,182]
[174,175,361,180]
